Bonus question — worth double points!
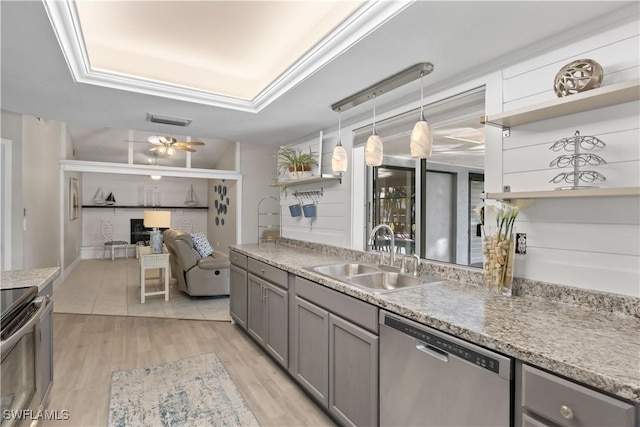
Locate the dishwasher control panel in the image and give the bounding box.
[383,315,500,374]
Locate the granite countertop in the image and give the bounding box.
[230,242,640,403]
[1,267,60,292]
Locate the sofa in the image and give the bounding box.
[162,229,230,297]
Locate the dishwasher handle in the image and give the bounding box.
[416,341,448,363]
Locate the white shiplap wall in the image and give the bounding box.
[279,133,349,246]
[496,18,640,296]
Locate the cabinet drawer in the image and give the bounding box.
[229,250,247,269]
[296,276,378,334]
[248,258,288,289]
[521,364,635,427]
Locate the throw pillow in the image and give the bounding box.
[191,232,214,258]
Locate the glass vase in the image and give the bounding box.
[482,228,515,297]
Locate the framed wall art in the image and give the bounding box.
[70,177,79,220]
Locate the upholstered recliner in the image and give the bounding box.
[162,229,230,297]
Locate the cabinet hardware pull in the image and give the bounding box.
[560,405,574,420]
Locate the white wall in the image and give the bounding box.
[21,116,62,269]
[0,110,24,269]
[80,173,209,250]
[239,143,280,244]
[494,18,640,297]
[279,132,350,246]
[282,16,640,297]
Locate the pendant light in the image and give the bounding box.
[331,109,348,173]
[410,72,433,158]
[365,94,383,166]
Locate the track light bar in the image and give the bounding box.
[146,113,192,127]
[331,62,434,112]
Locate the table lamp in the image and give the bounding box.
[143,210,171,253]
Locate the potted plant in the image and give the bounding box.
[276,146,319,179]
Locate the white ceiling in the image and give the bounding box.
[1,1,636,168]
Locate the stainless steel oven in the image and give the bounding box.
[1,287,53,426]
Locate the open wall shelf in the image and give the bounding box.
[272,174,343,190]
[82,205,208,209]
[483,187,640,201]
[482,79,640,128]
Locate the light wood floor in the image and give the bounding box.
[43,313,335,427]
[53,259,231,321]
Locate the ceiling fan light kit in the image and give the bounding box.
[331,62,434,167]
[146,135,205,156]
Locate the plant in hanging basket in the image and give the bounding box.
[276,146,318,179]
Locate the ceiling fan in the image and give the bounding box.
[147,135,205,156]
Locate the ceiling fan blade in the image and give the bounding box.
[175,146,196,152]
[175,141,205,146]
[148,135,162,145]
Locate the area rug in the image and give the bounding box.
[108,353,259,427]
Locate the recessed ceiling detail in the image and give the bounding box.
[43,0,413,113]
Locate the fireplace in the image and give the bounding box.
[130,219,169,245]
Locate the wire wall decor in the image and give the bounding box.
[549,130,607,190]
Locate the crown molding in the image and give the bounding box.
[43,0,414,113]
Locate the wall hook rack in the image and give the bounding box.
[293,189,323,200]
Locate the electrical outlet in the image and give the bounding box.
[516,233,527,255]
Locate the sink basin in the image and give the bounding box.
[346,271,428,292]
[310,262,379,277]
[307,262,442,294]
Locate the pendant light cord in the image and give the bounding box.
[338,109,342,143]
[419,72,425,120]
[372,93,377,134]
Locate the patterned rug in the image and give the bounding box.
[108,353,259,427]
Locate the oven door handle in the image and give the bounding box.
[0,296,50,355]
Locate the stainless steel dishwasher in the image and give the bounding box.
[380,311,513,426]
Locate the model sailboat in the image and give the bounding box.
[93,187,106,205]
[185,185,199,207]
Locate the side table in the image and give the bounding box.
[138,246,170,303]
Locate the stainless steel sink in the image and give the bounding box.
[347,271,429,292]
[307,262,442,294]
[310,262,379,277]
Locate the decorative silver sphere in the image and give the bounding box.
[553,59,603,97]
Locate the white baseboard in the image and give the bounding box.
[54,255,82,291]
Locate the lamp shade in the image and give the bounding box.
[365,134,383,166]
[332,141,348,173]
[143,210,171,228]
[410,118,433,158]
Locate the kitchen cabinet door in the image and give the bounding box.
[265,281,288,367]
[247,274,266,345]
[329,314,378,427]
[230,264,247,329]
[292,296,329,407]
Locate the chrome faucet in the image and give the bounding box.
[369,224,395,267]
[412,253,421,276]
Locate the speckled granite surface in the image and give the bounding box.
[0,267,60,292]
[230,241,640,403]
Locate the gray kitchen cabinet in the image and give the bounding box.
[291,295,329,406]
[518,363,636,427]
[329,313,378,427]
[247,259,289,368]
[292,276,379,426]
[230,250,248,329]
[230,264,247,329]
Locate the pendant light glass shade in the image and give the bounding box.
[365,94,383,166]
[410,73,433,158]
[410,111,433,158]
[332,111,348,173]
[365,134,383,166]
